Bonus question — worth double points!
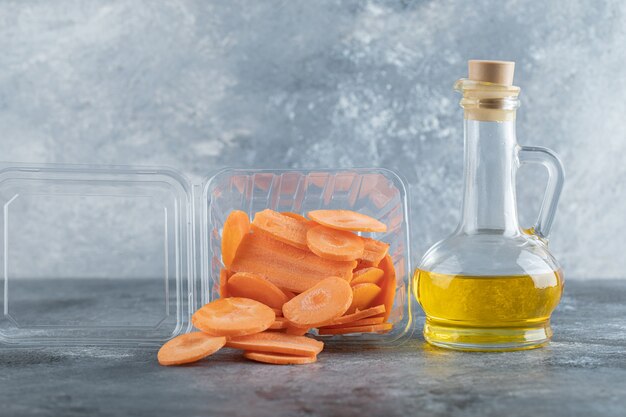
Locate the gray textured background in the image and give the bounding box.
[1,0,625,279]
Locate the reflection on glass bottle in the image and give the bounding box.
[414,60,565,351]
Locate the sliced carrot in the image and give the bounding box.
[230,233,357,293]
[269,317,289,330]
[351,267,384,285]
[319,316,384,329]
[348,283,382,314]
[281,288,297,300]
[226,331,323,357]
[157,332,226,366]
[306,225,364,261]
[221,211,250,268]
[285,325,309,336]
[330,304,386,325]
[192,297,275,337]
[243,351,317,365]
[281,212,308,222]
[219,269,232,298]
[251,209,309,250]
[372,254,396,321]
[308,209,387,233]
[283,277,353,328]
[318,323,393,335]
[360,237,390,265]
[272,308,283,317]
[355,259,379,270]
[227,272,289,309]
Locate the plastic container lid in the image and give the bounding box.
[0,162,415,348]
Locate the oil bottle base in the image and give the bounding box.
[423,317,553,352]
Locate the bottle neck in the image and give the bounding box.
[459,119,520,235]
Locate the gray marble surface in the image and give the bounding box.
[1,1,625,280]
[1,279,625,417]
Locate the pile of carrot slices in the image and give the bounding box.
[157,209,396,366]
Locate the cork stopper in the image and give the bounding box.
[468,60,515,86]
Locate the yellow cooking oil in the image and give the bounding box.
[413,269,564,350]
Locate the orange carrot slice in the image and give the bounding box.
[251,209,310,250]
[351,267,384,285]
[230,233,356,293]
[355,259,378,270]
[226,331,323,357]
[318,323,393,335]
[221,211,250,268]
[308,210,387,233]
[360,237,390,265]
[319,316,384,329]
[192,297,275,337]
[306,225,364,261]
[283,277,353,328]
[281,212,309,222]
[243,351,317,365]
[285,325,309,336]
[281,288,297,300]
[330,304,386,325]
[372,254,396,321]
[227,272,289,309]
[219,269,232,298]
[157,332,226,366]
[269,317,289,330]
[348,283,382,314]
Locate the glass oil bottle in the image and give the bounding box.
[414,60,565,351]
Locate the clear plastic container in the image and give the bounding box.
[0,163,415,348]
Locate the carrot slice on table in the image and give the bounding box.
[360,237,390,266]
[307,210,387,233]
[351,267,384,285]
[348,283,382,314]
[306,225,364,261]
[330,304,386,326]
[319,316,384,329]
[158,332,226,366]
[269,317,288,330]
[371,254,397,321]
[230,233,356,293]
[318,323,393,336]
[227,331,323,357]
[251,209,310,250]
[192,297,275,337]
[219,269,232,298]
[283,277,353,328]
[243,351,317,365]
[221,211,250,268]
[227,272,289,309]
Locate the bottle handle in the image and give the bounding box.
[517,146,565,241]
